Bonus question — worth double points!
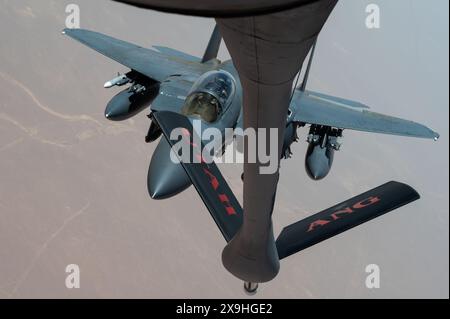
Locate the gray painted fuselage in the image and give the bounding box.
[147,60,243,199]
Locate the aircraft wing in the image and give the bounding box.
[276,181,420,259]
[63,28,208,83]
[151,111,243,242]
[293,90,439,140]
[304,90,370,109]
[152,46,201,62]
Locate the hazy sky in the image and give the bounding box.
[0,0,448,298]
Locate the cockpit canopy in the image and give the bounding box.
[181,70,236,123]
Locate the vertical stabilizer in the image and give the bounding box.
[201,25,222,63]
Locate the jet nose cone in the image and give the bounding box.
[148,138,192,200]
[148,181,170,200]
[148,177,187,200]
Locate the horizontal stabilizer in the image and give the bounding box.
[276,181,420,259]
[152,111,243,241]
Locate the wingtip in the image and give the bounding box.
[62,28,82,36]
[433,132,440,141]
[62,28,75,36]
[390,181,421,200]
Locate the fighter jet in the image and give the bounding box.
[63,0,439,294]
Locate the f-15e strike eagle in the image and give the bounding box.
[63,0,439,294]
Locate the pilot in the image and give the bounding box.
[182,92,220,123]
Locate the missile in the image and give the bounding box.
[104,74,130,88]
